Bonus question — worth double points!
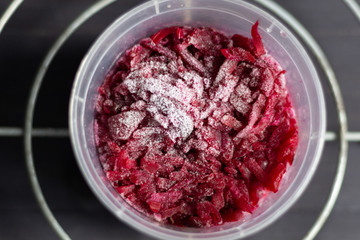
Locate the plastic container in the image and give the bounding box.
[69,0,326,239]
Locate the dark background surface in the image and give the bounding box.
[0,0,359,239]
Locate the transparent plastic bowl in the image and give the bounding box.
[69,0,326,239]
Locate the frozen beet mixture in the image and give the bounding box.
[95,21,298,227]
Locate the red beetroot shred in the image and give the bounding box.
[95,21,299,228]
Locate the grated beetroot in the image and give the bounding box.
[94,22,298,228]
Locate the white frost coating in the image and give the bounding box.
[108,110,146,140]
[124,74,196,105]
[150,94,194,140]
[141,76,195,104]
[119,56,211,142]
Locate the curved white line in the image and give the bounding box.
[343,0,360,22]
[254,1,349,240]
[0,0,23,34]
[24,0,116,239]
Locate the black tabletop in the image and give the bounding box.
[0,0,359,239]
